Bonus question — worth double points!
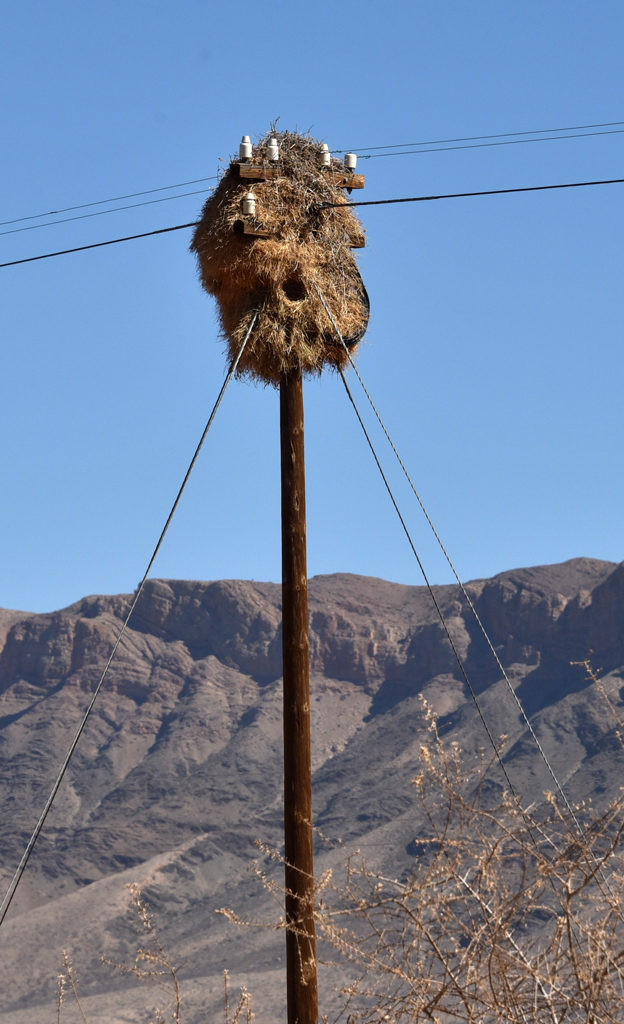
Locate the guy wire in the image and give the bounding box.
[337,363,516,789]
[312,288,521,802]
[315,287,624,989]
[344,344,588,839]
[315,286,624,937]
[313,285,577,828]
[0,311,259,931]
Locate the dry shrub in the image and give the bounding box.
[230,687,624,1024]
[223,969,254,1024]
[57,950,89,1024]
[57,886,255,1024]
[100,883,181,1024]
[191,130,369,384]
[312,699,624,1024]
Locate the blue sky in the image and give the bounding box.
[2,1,623,612]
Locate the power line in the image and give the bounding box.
[319,176,624,209]
[356,127,624,159]
[4,117,621,233]
[0,175,218,228]
[0,221,199,268]
[3,175,624,271]
[0,311,259,931]
[337,118,624,153]
[0,188,212,237]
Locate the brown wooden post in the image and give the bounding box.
[280,365,318,1024]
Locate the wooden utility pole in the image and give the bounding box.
[192,131,367,1024]
[280,366,318,1024]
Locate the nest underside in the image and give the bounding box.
[191,132,369,385]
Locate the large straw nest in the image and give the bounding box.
[191,131,369,385]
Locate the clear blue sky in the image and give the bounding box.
[2,0,622,613]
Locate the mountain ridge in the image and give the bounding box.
[0,555,622,1022]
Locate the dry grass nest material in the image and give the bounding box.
[191,131,369,385]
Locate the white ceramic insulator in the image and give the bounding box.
[344,152,357,170]
[239,135,253,161]
[320,143,331,168]
[242,192,256,217]
[268,137,279,162]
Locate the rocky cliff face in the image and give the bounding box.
[0,557,623,1022]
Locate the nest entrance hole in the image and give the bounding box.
[282,277,307,302]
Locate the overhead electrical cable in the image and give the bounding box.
[338,118,624,153]
[0,222,200,267]
[354,127,624,159]
[0,310,259,932]
[0,175,218,228]
[319,176,624,210]
[0,187,212,237]
[4,174,624,271]
[4,117,621,231]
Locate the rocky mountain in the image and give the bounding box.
[1,557,623,1022]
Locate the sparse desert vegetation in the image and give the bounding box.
[3,561,624,1021]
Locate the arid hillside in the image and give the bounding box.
[1,557,623,1022]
